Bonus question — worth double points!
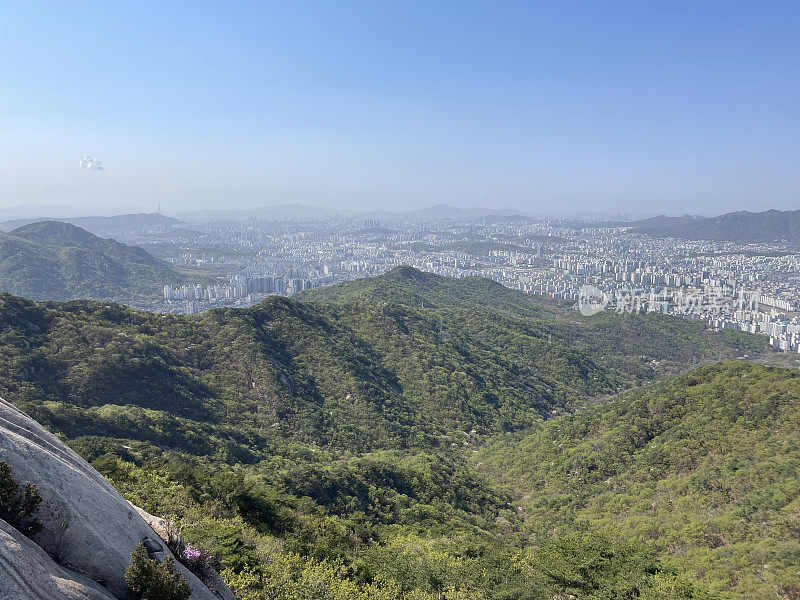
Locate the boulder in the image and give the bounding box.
[0,397,219,599]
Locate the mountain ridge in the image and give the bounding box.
[0,212,183,236]
[296,265,562,318]
[178,203,522,222]
[627,208,800,243]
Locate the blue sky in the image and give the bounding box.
[1,1,798,215]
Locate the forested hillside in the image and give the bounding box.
[0,220,187,301]
[0,269,780,599]
[476,362,800,599]
[0,268,763,456]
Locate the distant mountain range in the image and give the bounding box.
[5,206,799,243]
[179,203,522,222]
[623,208,800,243]
[1,204,525,226]
[0,212,183,236]
[0,221,187,301]
[0,204,126,220]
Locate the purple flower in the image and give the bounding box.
[183,545,202,560]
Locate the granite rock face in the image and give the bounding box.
[0,518,116,600]
[0,397,220,599]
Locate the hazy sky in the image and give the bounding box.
[1,1,799,216]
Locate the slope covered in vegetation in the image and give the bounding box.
[475,362,800,599]
[0,221,187,301]
[296,265,563,318]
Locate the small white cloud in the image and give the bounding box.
[79,154,103,170]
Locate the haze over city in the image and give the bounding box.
[2,1,799,216]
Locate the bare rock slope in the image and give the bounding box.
[0,397,222,599]
[0,518,116,600]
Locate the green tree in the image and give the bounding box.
[0,460,42,536]
[519,533,658,600]
[125,541,191,600]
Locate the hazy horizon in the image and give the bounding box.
[2,2,799,215]
[0,201,796,222]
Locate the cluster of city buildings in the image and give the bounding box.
[141,215,800,353]
[162,273,333,313]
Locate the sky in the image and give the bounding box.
[1,1,799,217]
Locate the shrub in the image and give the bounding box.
[160,519,220,583]
[179,542,219,581]
[0,460,42,536]
[125,541,191,600]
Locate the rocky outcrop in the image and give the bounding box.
[0,397,220,599]
[0,518,116,600]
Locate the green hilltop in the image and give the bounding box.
[0,268,765,455]
[0,220,188,301]
[296,264,561,317]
